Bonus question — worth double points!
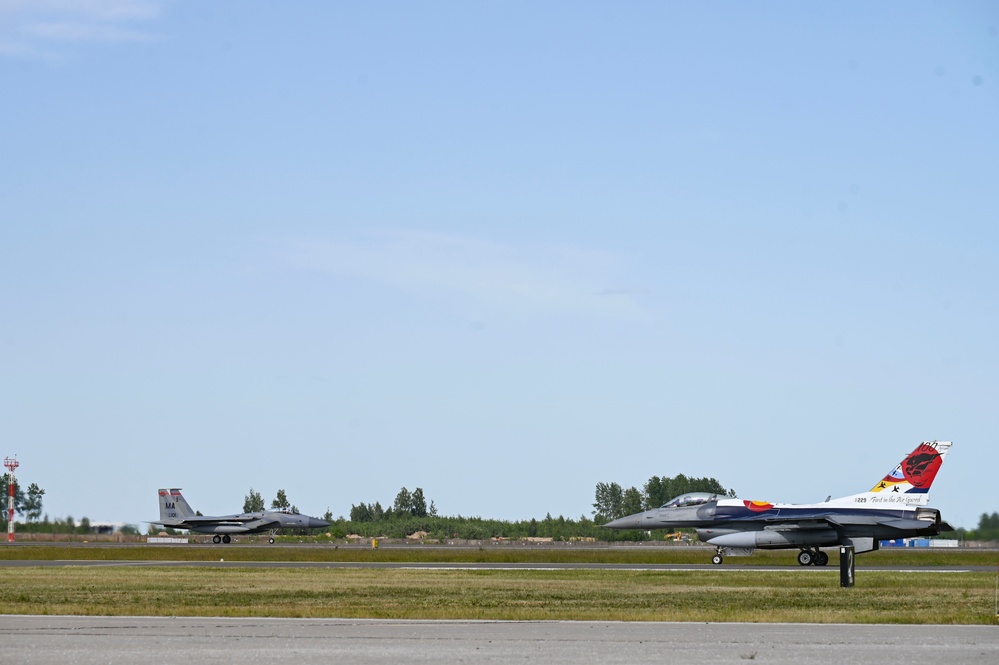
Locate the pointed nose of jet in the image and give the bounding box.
[308,516,331,529]
[602,514,643,530]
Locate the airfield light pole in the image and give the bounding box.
[4,456,18,543]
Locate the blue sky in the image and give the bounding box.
[1,1,996,531]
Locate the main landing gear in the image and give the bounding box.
[212,535,232,544]
[710,547,829,565]
[797,548,829,566]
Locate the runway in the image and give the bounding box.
[1,615,997,664]
[0,558,990,572]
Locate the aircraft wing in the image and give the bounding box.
[761,518,834,529]
[165,516,280,530]
[875,517,944,531]
[756,513,942,533]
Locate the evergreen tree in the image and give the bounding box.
[978,512,999,531]
[975,511,999,539]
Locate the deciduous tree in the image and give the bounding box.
[24,483,45,523]
[243,488,264,513]
[411,488,428,517]
[271,489,290,511]
[393,487,412,515]
[592,481,624,521]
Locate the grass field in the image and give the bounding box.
[2,543,997,566]
[2,566,997,624]
[2,545,997,624]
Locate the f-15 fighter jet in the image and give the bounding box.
[151,488,330,544]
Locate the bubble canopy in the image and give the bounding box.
[660,492,717,509]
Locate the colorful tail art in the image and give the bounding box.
[869,440,951,497]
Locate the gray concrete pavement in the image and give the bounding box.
[0,558,992,572]
[1,615,997,664]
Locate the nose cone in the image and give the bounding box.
[602,514,644,530]
[308,516,331,529]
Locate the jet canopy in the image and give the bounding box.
[660,492,717,509]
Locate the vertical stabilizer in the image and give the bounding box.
[870,441,951,495]
[158,488,196,522]
[829,441,952,506]
[860,441,951,506]
[169,488,196,517]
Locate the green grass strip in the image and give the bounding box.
[2,566,997,624]
[1,544,996,567]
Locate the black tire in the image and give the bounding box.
[212,535,222,544]
[797,550,813,566]
[814,551,829,566]
[222,535,231,544]
[712,554,723,565]
[268,538,275,544]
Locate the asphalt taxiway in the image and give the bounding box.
[0,558,992,572]
[1,615,997,664]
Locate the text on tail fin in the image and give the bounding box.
[870,440,951,495]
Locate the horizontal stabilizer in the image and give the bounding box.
[878,518,942,534]
[764,519,834,530]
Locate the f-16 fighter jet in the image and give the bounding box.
[603,441,952,565]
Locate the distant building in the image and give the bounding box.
[88,522,129,534]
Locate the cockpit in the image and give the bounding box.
[660,492,717,509]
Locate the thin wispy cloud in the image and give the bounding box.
[284,231,647,320]
[0,0,162,59]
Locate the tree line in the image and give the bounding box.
[2,473,144,535]
[592,473,736,523]
[8,473,999,541]
[350,486,438,522]
[242,487,300,514]
[963,512,999,541]
[1,473,46,527]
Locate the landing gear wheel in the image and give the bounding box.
[212,535,222,544]
[268,538,275,544]
[222,535,231,544]
[797,550,813,566]
[814,551,829,566]
[712,554,724,565]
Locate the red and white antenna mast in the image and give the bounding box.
[4,456,18,543]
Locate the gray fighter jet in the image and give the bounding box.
[151,488,331,543]
[603,441,952,565]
